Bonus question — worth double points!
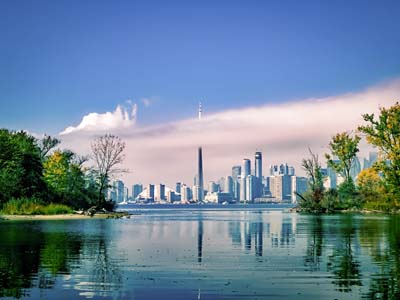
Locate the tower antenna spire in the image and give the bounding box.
[198,101,202,120]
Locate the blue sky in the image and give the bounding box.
[1,0,400,134]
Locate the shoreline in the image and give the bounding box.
[0,212,130,221]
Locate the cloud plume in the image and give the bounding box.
[60,102,137,135]
[58,79,400,187]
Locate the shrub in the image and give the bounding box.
[1,197,73,215]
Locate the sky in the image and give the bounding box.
[1,0,400,186]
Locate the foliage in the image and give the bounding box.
[1,198,73,215]
[358,102,400,199]
[91,134,125,208]
[0,129,46,207]
[325,132,361,183]
[43,150,97,209]
[38,134,61,160]
[0,128,111,214]
[298,148,325,213]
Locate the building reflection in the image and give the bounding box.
[225,212,296,257]
[197,217,203,263]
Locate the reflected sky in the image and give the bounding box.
[1,211,400,299]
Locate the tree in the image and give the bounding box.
[325,132,361,183]
[91,134,125,208]
[358,102,400,196]
[298,148,325,212]
[0,129,46,206]
[43,150,95,209]
[38,134,61,160]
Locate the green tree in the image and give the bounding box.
[325,132,361,183]
[0,129,46,206]
[298,148,325,212]
[358,102,400,198]
[38,134,60,161]
[43,150,96,209]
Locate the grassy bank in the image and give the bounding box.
[0,198,73,215]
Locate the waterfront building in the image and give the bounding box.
[181,185,192,203]
[116,180,125,203]
[242,159,251,177]
[254,152,263,198]
[240,176,246,201]
[255,152,262,179]
[245,175,255,202]
[166,190,175,203]
[204,192,233,204]
[193,185,202,202]
[208,181,219,193]
[269,174,291,202]
[132,184,143,200]
[232,166,241,200]
[291,176,308,203]
[146,184,155,201]
[175,182,182,194]
[155,184,165,202]
[224,176,234,196]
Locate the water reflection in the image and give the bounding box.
[1,212,400,299]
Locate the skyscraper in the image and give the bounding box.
[232,165,241,200]
[242,159,251,177]
[254,152,263,198]
[197,102,204,202]
[241,159,251,201]
[255,152,262,179]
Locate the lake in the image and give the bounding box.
[1,209,399,299]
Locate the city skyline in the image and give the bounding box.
[1,0,400,186]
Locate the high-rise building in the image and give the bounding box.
[255,152,262,179]
[241,159,251,202]
[208,181,219,193]
[224,176,234,196]
[288,166,295,176]
[254,152,263,198]
[155,184,165,201]
[146,184,155,201]
[245,175,254,202]
[166,190,175,203]
[242,159,251,177]
[175,182,182,194]
[232,165,241,200]
[116,180,125,203]
[181,185,192,203]
[132,184,143,199]
[240,176,246,201]
[291,176,308,203]
[269,174,291,202]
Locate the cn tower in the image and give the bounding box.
[197,102,204,202]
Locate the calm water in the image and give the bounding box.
[1,209,399,299]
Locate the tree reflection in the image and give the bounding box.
[0,222,83,298]
[361,216,400,299]
[304,216,323,272]
[327,215,362,292]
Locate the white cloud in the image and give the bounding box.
[59,102,137,135]
[58,79,400,188]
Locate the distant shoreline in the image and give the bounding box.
[0,212,129,221]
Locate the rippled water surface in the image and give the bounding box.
[1,209,400,299]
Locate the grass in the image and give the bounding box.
[1,198,73,215]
